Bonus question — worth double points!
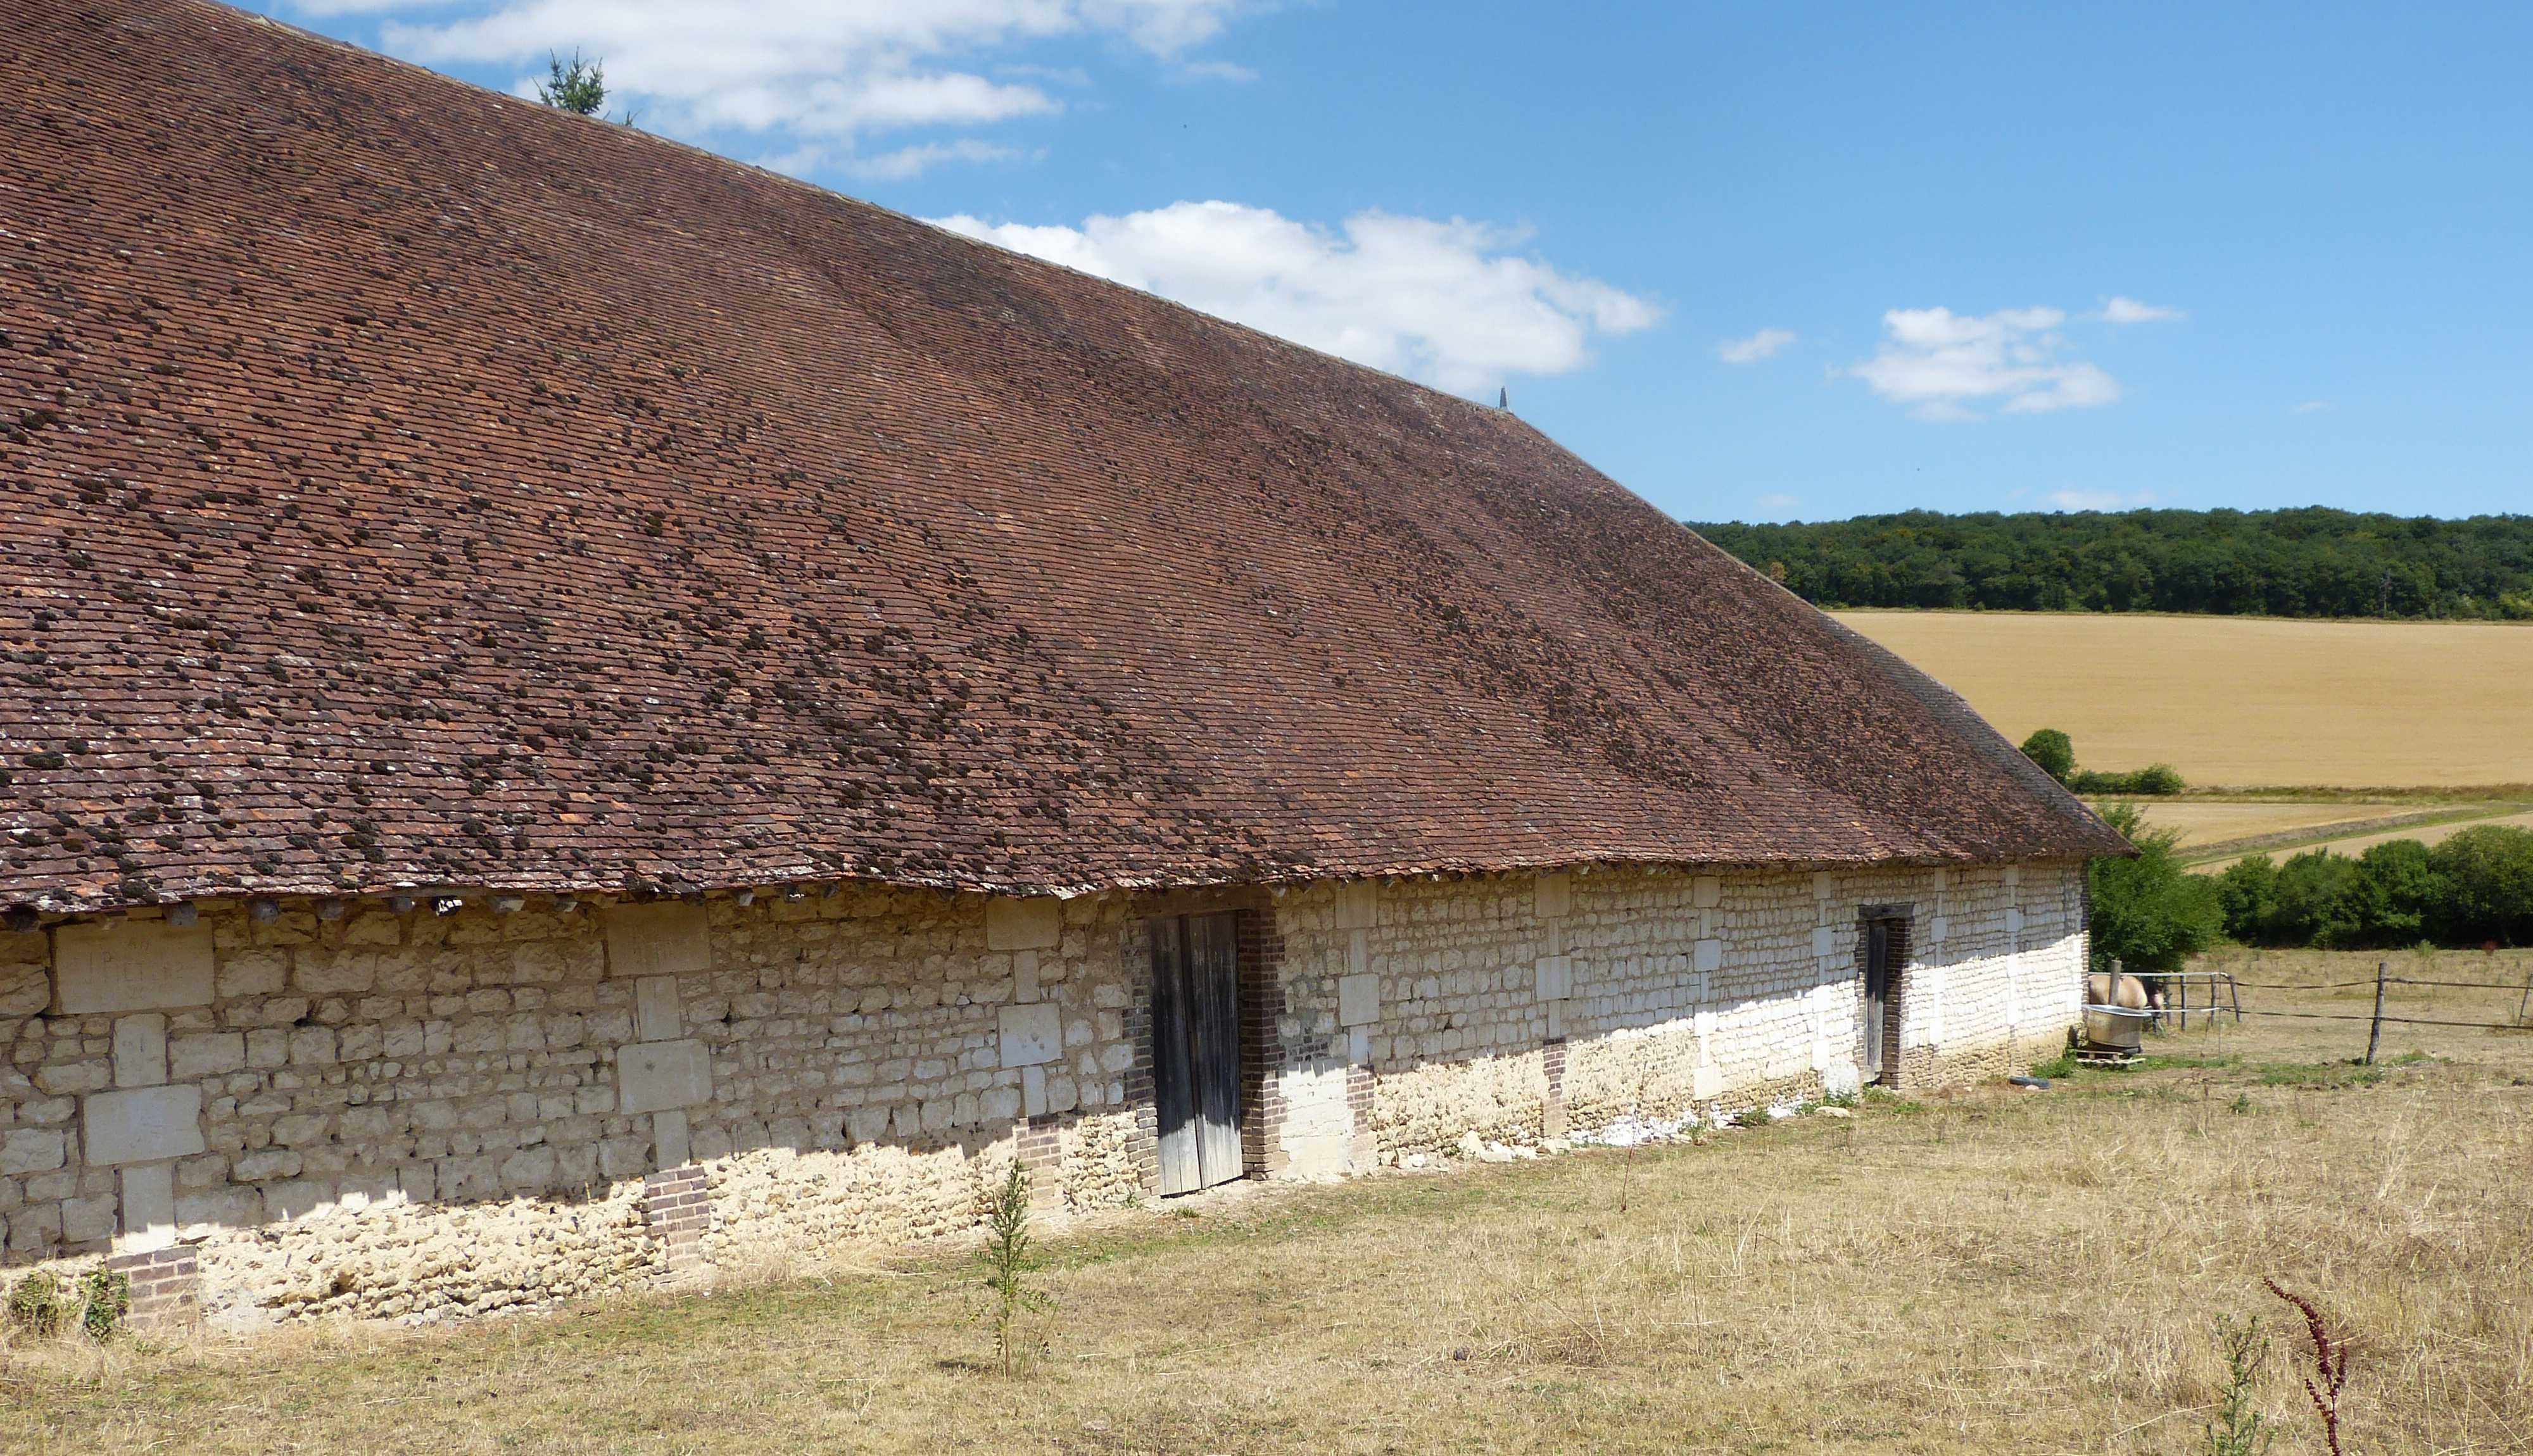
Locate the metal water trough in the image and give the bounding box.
[2078,968,2155,1065]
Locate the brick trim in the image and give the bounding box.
[643,1165,711,1273]
[1541,1037,1569,1139]
[1235,907,1287,1177]
[1015,1114,1064,1210]
[105,1246,199,1329]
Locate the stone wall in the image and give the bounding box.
[0,859,2085,1326]
[1265,861,2087,1162]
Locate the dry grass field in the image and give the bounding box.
[6,952,2530,1455]
[2117,798,2421,849]
[1833,610,2533,790]
[2187,806,2533,871]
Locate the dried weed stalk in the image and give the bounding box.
[2266,1277,2351,1456]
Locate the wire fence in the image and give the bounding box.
[2095,959,2533,1062]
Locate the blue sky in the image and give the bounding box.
[264,1,2532,524]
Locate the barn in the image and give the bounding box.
[0,0,2128,1326]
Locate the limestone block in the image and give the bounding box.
[52,920,215,1015]
[1334,881,1378,931]
[635,975,683,1043]
[170,1029,246,1081]
[985,897,1062,951]
[1338,972,1382,1026]
[1534,957,1572,1001]
[0,963,47,1017]
[1534,872,1572,920]
[654,1108,692,1167]
[263,1179,332,1221]
[118,1162,177,1253]
[81,1084,206,1166]
[113,1014,169,1088]
[1811,927,1836,961]
[2006,908,2025,936]
[63,1195,119,1245]
[0,1127,65,1175]
[1693,939,1724,974]
[600,902,712,980]
[1021,1064,1048,1117]
[1692,876,1721,909]
[617,1038,711,1114]
[998,1001,1063,1067]
[1692,1065,1723,1099]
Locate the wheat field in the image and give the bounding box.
[1833,610,2533,790]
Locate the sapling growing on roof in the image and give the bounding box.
[536,51,607,116]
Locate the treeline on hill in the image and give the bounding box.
[2087,810,2533,969]
[1691,507,2533,618]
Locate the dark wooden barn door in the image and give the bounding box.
[1862,914,1907,1086]
[1151,912,1244,1196]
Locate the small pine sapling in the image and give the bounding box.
[2204,1314,2273,1456]
[980,1160,1053,1375]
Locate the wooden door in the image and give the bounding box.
[1862,915,1905,1086]
[1151,912,1244,1195]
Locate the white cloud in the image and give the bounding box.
[930,201,1661,396]
[2290,399,2333,415]
[1850,306,2121,420]
[1716,327,1796,365]
[2046,488,2156,511]
[322,0,1248,176]
[1754,493,1800,514]
[2099,296,2186,324]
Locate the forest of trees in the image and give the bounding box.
[1689,507,2533,618]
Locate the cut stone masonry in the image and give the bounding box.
[0,860,2084,1326]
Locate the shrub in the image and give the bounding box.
[7,1271,66,1338]
[2071,765,2187,795]
[2132,763,2187,795]
[2019,728,2075,784]
[2215,855,2279,942]
[2089,803,2224,972]
[2427,824,2533,945]
[2347,838,2442,945]
[2270,850,2363,948]
[75,1265,128,1342]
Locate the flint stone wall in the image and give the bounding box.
[0,859,2085,1325]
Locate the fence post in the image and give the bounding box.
[2365,960,2387,1065]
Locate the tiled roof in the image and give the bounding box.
[0,0,2129,913]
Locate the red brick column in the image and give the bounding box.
[1345,1062,1376,1164]
[1541,1038,1569,1139]
[643,1165,711,1274]
[1015,1115,1064,1210]
[105,1246,199,1329]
